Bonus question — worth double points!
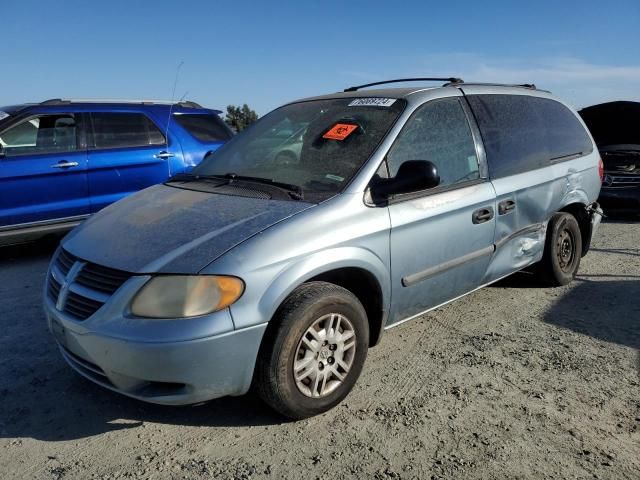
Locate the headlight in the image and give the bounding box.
[130,275,244,319]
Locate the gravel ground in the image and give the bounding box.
[0,220,638,480]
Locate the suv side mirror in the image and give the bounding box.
[371,160,440,199]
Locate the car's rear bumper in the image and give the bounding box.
[45,299,267,406]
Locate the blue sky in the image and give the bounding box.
[2,0,639,114]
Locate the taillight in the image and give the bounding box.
[598,157,604,182]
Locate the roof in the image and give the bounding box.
[0,99,221,116]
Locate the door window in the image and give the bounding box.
[0,114,78,157]
[91,112,165,149]
[387,98,480,188]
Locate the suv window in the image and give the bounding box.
[0,114,77,157]
[91,112,165,149]
[173,114,233,142]
[467,95,593,178]
[387,98,480,188]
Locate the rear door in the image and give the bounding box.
[385,96,496,325]
[86,111,172,213]
[0,112,89,227]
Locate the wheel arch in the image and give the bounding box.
[558,202,592,256]
[257,248,390,348]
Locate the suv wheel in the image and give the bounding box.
[537,212,582,286]
[255,281,369,419]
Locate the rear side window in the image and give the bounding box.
[467,95,592,178]
[173,114,233,142]
[91,112,165,149]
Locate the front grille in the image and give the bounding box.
[56,248,76,276]
[605,174,640,187]
[64,291,105,319]
[47,249,132,321]
[76,262,131,294]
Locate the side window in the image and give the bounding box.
[0,114,77,157]
[387,98,480,188]
[533,97,593,160]
[466,94,549,178]
[91,113,165,149]
[173,114,233,142]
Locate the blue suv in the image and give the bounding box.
[0,99,232,245]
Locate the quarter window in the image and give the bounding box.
[0,114,77,157]
[387,98,480,188]
[91,112,165,149]
[173,114,233,142]
[467,95,593,178]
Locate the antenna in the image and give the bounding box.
[164,60,185,147]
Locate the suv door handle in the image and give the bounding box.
[498,199,516,215]
[51,160,79,169]
[154,151,175,159]
[472,207,494,224]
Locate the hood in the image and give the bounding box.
[63,184,314,273]
[579,101,640,147]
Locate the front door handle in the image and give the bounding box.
[498,199,516,215]
[472,207,494,224]
[154,151,175,159]
[51,160,79,169]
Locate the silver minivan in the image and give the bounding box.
[44,79,603,419]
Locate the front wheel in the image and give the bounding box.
[536,212,582,286]
[255,282,369,419]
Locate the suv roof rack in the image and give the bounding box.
[344,77,463,92]
[444,81,545,91]
[39,98,204,108]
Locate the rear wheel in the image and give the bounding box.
[536,212,582,286]
[255,282,369,419]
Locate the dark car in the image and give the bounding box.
[0,99,233,245]
[579,101,640,215]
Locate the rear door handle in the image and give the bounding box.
[472,207,494,224]
[51,160,79,169]
[498,199,516,215]
[154,151,175,159]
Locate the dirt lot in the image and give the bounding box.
[1,220,638,480]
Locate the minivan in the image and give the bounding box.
[0,99,232,245]
[44,79,603,419]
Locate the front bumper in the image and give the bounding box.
[599,187,640,213]
[45,296,267,406]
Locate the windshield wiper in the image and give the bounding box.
[220,173,305,200]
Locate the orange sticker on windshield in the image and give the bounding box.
[323,123,358,141]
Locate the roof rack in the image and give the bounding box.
[39,98,204,108]
[344,77,463,92]
[444,81,544,91]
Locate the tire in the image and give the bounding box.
[536,212,582,286]
[255,281,369,419]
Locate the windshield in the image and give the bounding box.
[191,98,405,201]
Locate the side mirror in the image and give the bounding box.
[371,160,440,199]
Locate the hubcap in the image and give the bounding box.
[556,228,575,272]
[293,313,356,398]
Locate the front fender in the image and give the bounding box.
[228,246,391,331]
